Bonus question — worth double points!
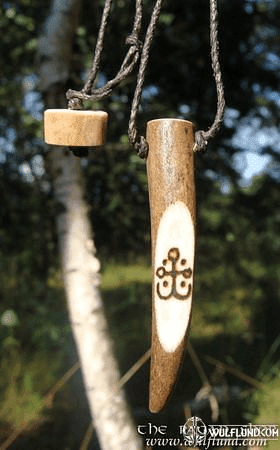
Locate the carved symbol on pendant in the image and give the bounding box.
[156,248,192,300]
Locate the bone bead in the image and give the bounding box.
[44,109,108,146]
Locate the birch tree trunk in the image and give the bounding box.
[37,1,143,449]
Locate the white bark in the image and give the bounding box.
[48,151,142,450]
[37,1,143,448]
[37,0,81,91]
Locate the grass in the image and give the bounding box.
[2,260,278,448]
[101,262,152,290]
[100,262,279,421]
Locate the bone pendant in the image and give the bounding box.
[146,118,196,413]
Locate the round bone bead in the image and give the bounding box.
[44,109,108,146]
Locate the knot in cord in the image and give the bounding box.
[128,127,148,159]
[68,97,84,110]
[65,0,144,111]
[126,33,142,52]
[135,136,149,159]
[194,130,208,152]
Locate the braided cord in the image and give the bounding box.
[128,0,225,157]
[66,0,224,157]
[128,0,164,159]
[194,0,225,152]
[83,0,113,94]
[67,0,143,108]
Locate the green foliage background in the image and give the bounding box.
[0,0,280,448]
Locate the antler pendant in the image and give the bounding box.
[146,118,196,413]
